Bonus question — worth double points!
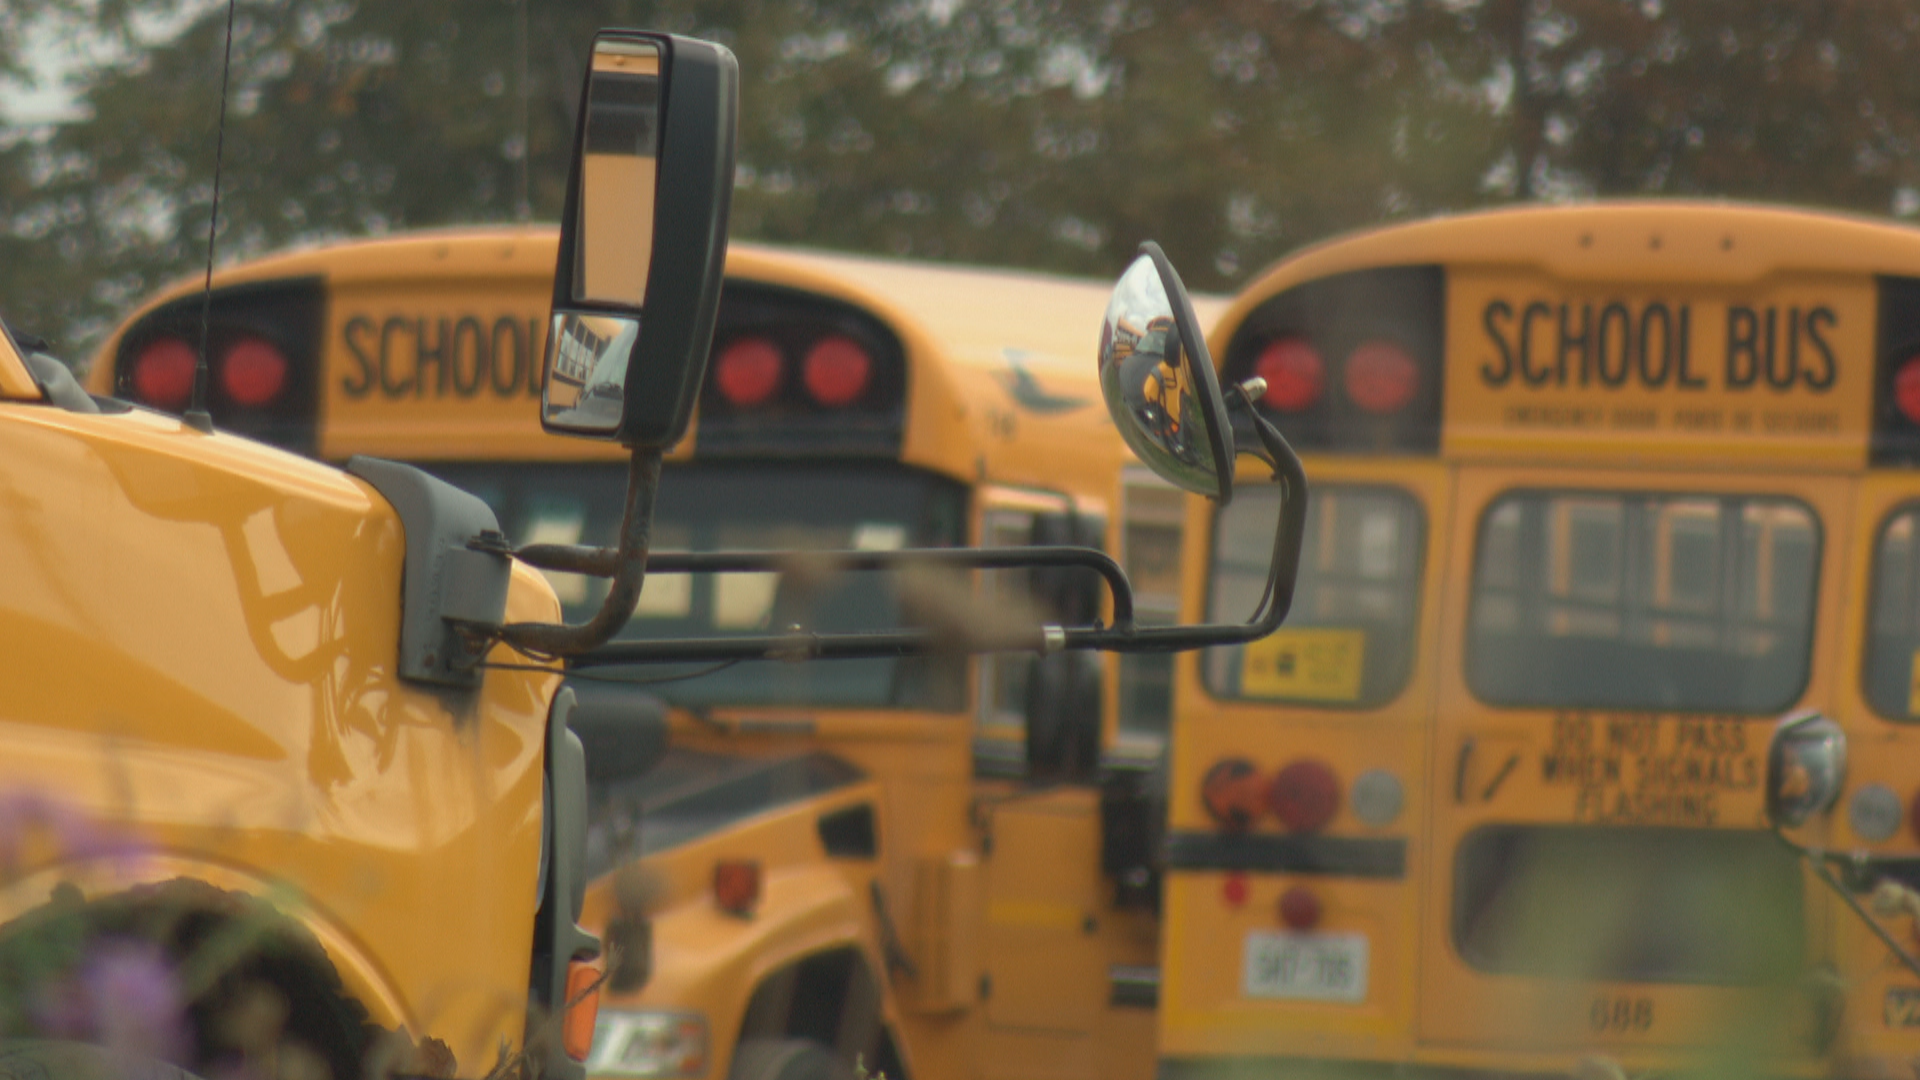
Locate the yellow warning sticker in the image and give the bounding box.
[1241,628,1366,702]
[1908,648,1920,717]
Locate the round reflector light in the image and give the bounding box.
[1896,356,1920,425]
[1850,783,1902,843]
[1222,872,1249,909]
[1201,757,1268,831]
[714,337,783,407]
[220,336,289,407]
[1253,338,1325,411]
[131,337,197,409]
[803,335,872,407]
[1278,886,1322,930]
[1344,339,1418,414]
[1268,759,1341,834]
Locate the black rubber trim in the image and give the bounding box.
[1109,965,1159,1008]
[347,456,509,689]
[1159,1056,1559,1080]
[1162,831,1406,879]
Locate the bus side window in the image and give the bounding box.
[974,504,1105,779]
[1865,504,1920,719]
[1118,475,1185,748]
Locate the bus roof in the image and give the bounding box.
[1221,200,1920,334]
[94,229,1219,492]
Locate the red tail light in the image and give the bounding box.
[713,859,762,915]
[1344,340,1418,414]
[1268,759,1340,834]
[1278,886,1322,930]
[220,336,289,407]
[714,337,783,407]
[1201,757,1267,831]
[802,335,872,407]
[1222,871,1250,908]
[132,337,197,409]
[1254,338,1324,411]
[1896,356,1920,425]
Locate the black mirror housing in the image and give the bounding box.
[543,30,738,450]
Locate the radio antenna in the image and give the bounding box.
[185,0,240,434]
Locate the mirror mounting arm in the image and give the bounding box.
[495,447,661,658]
[1777,831,1920,981]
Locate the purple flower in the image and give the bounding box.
[31,938,191,1062]
[0,788,150,876]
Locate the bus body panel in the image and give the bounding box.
[0,398,559,1074]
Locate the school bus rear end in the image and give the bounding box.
[1160,202,1920,1079]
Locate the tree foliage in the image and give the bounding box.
[8,0,1920,361]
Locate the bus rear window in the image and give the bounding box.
[1466,491,1817,713]
[1206,485,1423,708]
[1454,826,1803,985]
[1863,504,1920,720]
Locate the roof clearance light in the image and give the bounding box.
[1201,757,1268,831]
[1344,339,1419,414]
[714,337,783,407]
[220,336,290,407]
[1253,337,1325,411]
[1895,355,1920,425]
[131,337,197,409]
[1268,759,1341,834]
[802,335,872,407]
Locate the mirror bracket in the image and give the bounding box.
[492,447,662,659]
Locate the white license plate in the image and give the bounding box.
[1242,931,1369,1002]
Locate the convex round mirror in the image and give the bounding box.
[1765,710,1847,829]
[1097,241,1234,504]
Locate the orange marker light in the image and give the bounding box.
[564,959,603,1062]
[1202,757,1268,831]
[713,859,762,915]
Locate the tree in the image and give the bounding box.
[10,1,1920,364]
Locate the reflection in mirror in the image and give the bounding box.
[543,312,640,432]
[576,38,661,306]
[1765,710,1847,829]
[1097,249,1232,501]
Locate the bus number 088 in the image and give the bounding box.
[1590,996,1653,1034]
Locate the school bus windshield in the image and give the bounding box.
[427,459,970,708]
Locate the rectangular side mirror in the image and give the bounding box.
[541,30,738,449]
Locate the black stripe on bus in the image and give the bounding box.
[1162,831,1406,879]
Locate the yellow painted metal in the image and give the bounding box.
[0,324,42,400]
[0,399,560,1074]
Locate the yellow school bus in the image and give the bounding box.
[89,230,1220,1080]
[1157,200,1920,1079]
[0,289,609,1080]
